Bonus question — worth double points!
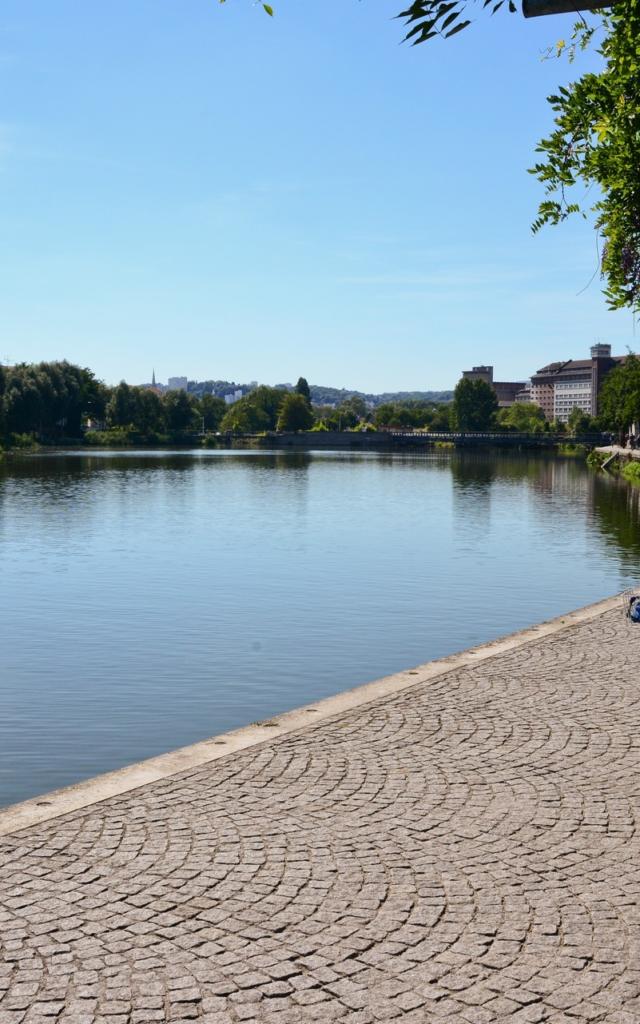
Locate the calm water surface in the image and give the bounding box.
[2,448,639,808]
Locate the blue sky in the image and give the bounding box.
[0,0,635,390]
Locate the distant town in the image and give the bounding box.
[140,373,455,413]
[145,342,625,425]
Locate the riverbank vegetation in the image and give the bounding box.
[587,448,640,488]
[623,462,640,486]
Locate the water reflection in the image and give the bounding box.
[591,471,640,568]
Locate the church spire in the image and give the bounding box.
[152,368,156,386]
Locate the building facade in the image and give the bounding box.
[224,389,244,405]
[461,365,527,408]
[530,345,624,423]
[462,366,494,386]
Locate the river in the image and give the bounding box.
[1,448,638,808]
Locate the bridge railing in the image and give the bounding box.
[385,430,611,443]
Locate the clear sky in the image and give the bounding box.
[0,0,635,391]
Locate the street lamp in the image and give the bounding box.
[523,0,614,16]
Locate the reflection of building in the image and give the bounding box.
[530,345,625,423]
[461,365,526,408]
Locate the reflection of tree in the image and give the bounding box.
[256,452,311,473]
[4,449,640,572]
[449,452,497,490]
[449,453,497,538]
[242,451,311,522]
[0,453,201,484]
[591,473,640,565]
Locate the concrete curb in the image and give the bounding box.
[0,593,624,838]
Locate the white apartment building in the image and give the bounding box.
[224,389,244,405]
[553,379,594,421]
[531,345,625,423]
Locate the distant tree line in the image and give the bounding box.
[0,364,459,445]
[0,366,318,445]
[2,360,638,449]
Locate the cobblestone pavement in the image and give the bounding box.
[2,608,640,1024]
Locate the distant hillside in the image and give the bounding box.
[185,379,453,406]
[309,385,453,407]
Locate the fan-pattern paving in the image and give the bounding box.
[1,608,640,1023]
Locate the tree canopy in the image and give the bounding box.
[598,354,640,436]
[0,362,232,444]
[2,361,106,439]
[497,401,546,433]
[372,400,451,430]
[567,405,597,435]
[531,1,640,313]
[295,377,311,405]
[451,377,498,430]
[219,385,286,433]
[277,392,314,431]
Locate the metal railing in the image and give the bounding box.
[386,430,610,443]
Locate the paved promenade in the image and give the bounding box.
[1,599,640,1024]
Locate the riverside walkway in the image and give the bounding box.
[1,596,640,1024]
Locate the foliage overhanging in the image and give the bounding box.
[396,0,515,46]
[402,0,639,313]
[248,0,638,313]
[531,0,640,313]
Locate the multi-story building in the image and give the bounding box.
[461,365,527,408]
[462,365,493,386]
[530,377,555,419]
[530,344,624,423]
[167,376,188,391]
[224,389,244,405]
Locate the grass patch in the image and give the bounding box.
[622,460,640,487]
[556,442,588,456]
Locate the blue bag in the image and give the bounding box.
[628,597,640,623]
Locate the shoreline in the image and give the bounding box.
[1,425,610,454]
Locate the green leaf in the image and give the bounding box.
[441,11,460,30]
[445,19,471,36]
